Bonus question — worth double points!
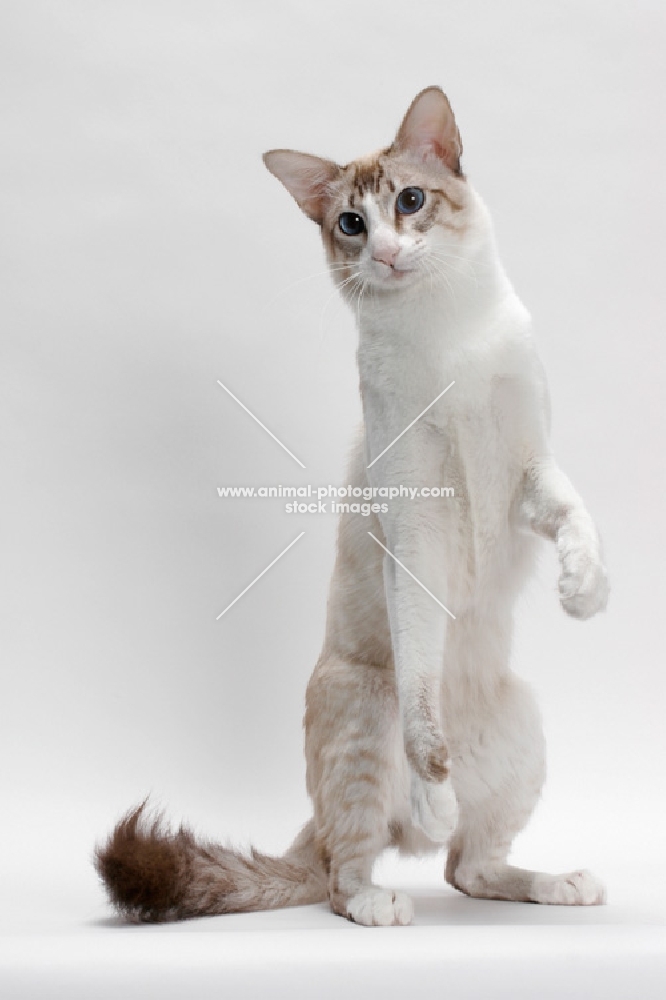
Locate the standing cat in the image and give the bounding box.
[96,87,609,925]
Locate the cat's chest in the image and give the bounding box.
[360,334,523,449]
[432,371,524,507]
[359,332,532,547]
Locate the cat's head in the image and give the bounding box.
[264,87,477,298]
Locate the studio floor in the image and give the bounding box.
[2,854,663,1000]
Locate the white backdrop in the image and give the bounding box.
[2,1,665,996]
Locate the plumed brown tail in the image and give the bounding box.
[94,803,327,922]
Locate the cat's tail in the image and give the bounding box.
[94,802,327,922]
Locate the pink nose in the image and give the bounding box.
[372,246,399,267]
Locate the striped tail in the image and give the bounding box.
[94,802,327,922]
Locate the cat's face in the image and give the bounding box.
[317,147,468,296]
[264,87,471,298]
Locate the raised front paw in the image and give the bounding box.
[558,544,609,620]
[410,770,459,844]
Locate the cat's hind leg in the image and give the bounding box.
[445,674,606,906]
[447,847,606,906]
[305,658,414,926]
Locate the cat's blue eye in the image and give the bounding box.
[396,187,425,215]
[338,212,366,236]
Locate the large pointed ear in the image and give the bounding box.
[393,87,463,175]
[263,149,340,225]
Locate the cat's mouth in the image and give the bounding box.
[368,262,418,287]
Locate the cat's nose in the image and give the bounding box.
[372,246,399,268]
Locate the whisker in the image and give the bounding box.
[318,269,362,340]
[427,251,489,286]
[425,251,484,298]
[264,264,356,308]
[423,257,460,315]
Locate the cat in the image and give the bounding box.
[95,86,609,926]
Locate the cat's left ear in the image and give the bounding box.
[263,150,340,225]
[393,87,463,175]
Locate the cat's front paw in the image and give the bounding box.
[404,722,450,783]
[410,771,459,844]
[558,544,609,620]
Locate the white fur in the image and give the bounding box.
[346,888,414,926]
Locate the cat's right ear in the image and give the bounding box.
[263,150,340,225]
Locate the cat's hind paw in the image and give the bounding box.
[410,772,459,844]
[533,869,606,905]
[346,888,414,926]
